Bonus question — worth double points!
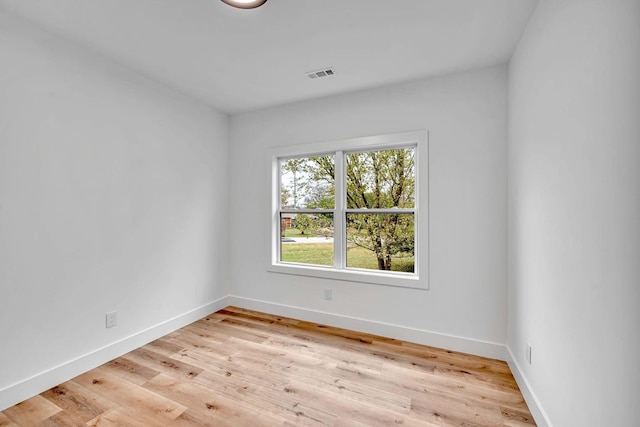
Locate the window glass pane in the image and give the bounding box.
[280,155,334,209]
[280,213,334,266]
[346,147,415,209]
[346,213,414,273]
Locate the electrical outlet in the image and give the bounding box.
[324,289,332,301]
[526,343,532,365]
[106,311,117,328]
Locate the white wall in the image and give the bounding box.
[0,12,229,409]
[508,0,640,426]
[229,66,508,356]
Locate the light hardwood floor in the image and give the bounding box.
[0,307,535,426]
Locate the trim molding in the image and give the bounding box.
[506,346,553,427]
[0,296,230,412]
[229,295,506,360]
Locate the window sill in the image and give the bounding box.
[268,263,427,290]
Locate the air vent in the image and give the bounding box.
[307,67,335,79]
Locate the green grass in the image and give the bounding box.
[346,245,414,272]
[281,242,414,273]
[283,228,324,238]
[281,242,334,266]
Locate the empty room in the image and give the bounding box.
[0,0,638,426]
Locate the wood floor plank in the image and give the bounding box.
[334,360,528,415]
[1,395,61,426]
[0,412,19,427]
[73,367,187,422]
[1,306,535,426]
[265,352,412,413]
[100,356,161,385]
[283,379,432,427]
[39,381,111,422]
[85,408,156,427]
[143,373,287,426]
[124,347,204,380]
[191,370,337,425]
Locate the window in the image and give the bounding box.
[271,131,428,289]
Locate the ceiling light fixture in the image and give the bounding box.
[220,0,267,9]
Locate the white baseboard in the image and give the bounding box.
[228,295,507,361]
[0,296,230,412]
[506,346,553,427]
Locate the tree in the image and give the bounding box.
[281,158,307,208]
[281,156,335,239]
[308,148,415,271]
[345,148,414,270]
[294,214,313,235]
[280,186,291,207]
[304,182,334,210]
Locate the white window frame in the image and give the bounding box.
[269,131,428,289]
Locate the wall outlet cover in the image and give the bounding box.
[106,312,117,328]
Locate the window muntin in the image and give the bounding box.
[271,131,427,289]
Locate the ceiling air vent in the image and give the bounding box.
[307,67,335,79]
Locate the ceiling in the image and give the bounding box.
[0,0,538,114]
